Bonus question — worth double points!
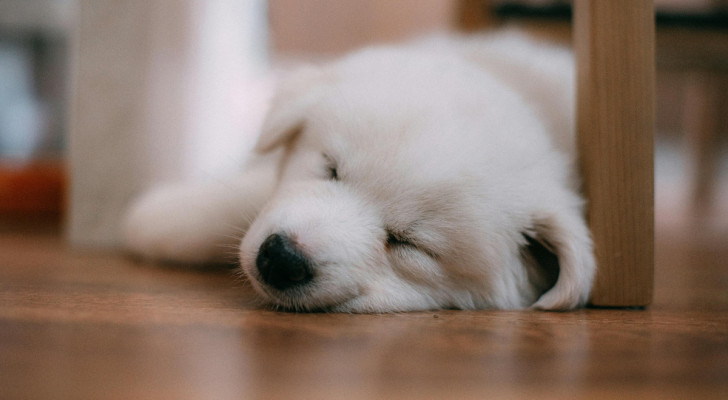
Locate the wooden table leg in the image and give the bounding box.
[574,0,655,307]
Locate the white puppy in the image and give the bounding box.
[124,31,595,312]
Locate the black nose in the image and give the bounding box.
[256,233,314,290]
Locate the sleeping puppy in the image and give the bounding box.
[123,31,595,312]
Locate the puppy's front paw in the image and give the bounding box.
[122,183,242,265]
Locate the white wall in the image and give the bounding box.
[68,0,269,247]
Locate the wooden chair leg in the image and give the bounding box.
[684,72,728,220]
[574,0,655,307]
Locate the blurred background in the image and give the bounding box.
[0,0,726,248]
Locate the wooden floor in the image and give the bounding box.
[1,218,726,400]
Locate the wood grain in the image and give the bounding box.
[574,0,656,306]
[1,223,727,399]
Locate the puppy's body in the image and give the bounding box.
[124,32,595,312]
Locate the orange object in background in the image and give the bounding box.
[0,162,65,217]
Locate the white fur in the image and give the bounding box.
[123,31,595,312]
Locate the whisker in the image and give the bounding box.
[221,223,249,235]
[215,243,239,252]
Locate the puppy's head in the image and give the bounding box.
[240,49,595,312]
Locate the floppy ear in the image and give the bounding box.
[522,210,596,310]
[255,66,327,153]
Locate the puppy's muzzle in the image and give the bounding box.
[256,233,314,291]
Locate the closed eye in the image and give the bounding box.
[386,227,440,259]
[323,153,339,181]
[386,229,413,248]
